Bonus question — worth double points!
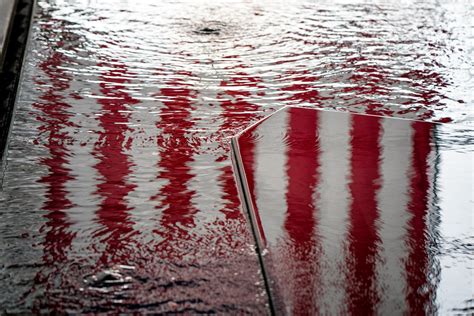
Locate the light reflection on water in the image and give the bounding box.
[0,0,472,313]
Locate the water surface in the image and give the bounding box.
[0,0,472,313]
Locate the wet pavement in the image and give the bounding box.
[0,0,472,314]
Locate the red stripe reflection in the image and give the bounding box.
[93,60,139,265]
[346,115,382,315]
[284,107,320,314]
[34,51,75,264]
[406,122,434,315]
[218,165,241,220]
[153,71,198,260]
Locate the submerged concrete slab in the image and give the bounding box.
[232,106,473,315]
[0,0,17,67]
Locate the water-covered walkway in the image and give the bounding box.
[0,0,472,313]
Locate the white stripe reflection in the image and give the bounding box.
[188,153,226,227]
[313,110,351,315]
[254,109,289,245]
[64,77,105,257]
[126,107,164,244]
[376,118,413,314]
[123,79,169,243]
[188,72,226,228]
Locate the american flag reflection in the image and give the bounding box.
[233,106,438,315]
[26,35,268,310]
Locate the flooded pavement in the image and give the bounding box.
[233,107,473,315]
[0,0,472,313]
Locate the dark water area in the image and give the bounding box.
[0,0,472,313]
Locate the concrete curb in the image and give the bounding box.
[0,0,17,68]
[0,0,34,161]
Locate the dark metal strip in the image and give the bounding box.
[230,137,276,316]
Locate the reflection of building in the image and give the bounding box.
[233,106,438,315]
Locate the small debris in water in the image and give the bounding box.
[194,27,220,35]
[84,268,133,288]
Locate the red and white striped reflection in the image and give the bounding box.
[235,107,437,315]
[92,59,139,265]
[26,51,270,310]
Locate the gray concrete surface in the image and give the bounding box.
[0,0,17,67]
